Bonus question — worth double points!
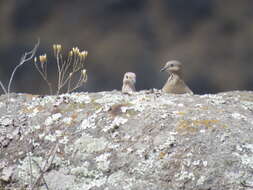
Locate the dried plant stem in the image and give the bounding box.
[36,44,88,95]
[55,51,86,94]
[31,142,59,190]
[34,61,53,95]
[26,142,35,190]
[7,40,40,96]
[67,72,87,93]
[0,39,39,112]
[56,52,62,94]
[0,81,7,94]
[0,40,39,96]
[32,160,49,190]
[59,56,72,88]
[60,66,82,90]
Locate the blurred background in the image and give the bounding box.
[0,0,253,95]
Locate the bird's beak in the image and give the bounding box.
[160,65,168,72]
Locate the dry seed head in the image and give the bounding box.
[79,53,83,60]
[82,69,87,76]
[53,44,62,55]
[53,44,57,51]
[72,47,76,54]
[82,69,87,81]
[53,44,57,55]
[56,44,62,53]
[79,51,87,60]
[69,50,73,57]
[39,54,47,63]
[72,47,80,55]
[82,51,88,57]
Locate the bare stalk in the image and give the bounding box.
[34,55,53,95]
[7,39,40,96]
[0,81,7,94]
[31,142,59,190]
[32,160,49,190]
[56,52,62,94]
[67,70,87,93]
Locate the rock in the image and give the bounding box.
[0,116,13,126]
[0,160,8,170]
[43,170,75,190]
[0,91,253,190]
[0,165,15,182]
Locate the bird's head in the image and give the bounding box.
[160,60,182,74]
[123,72,136,85]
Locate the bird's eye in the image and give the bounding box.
[126,76,129,79]
[170,64,174,67]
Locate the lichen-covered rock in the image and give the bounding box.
[0,91,253,190]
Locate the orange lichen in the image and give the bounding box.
[23,94,39,99]
[71,113,78,120]
[159,151,166,159]
[22,105,44,114]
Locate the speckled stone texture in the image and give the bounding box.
[0,90,253,190]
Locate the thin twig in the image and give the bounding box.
[7,39,40,95]
[68,72,87,93]
[0,81,7,94]
[31,142,58,190]
[32,160,50,190]
[56,52,61,95]
[27,150,33,189]
[25,118,34,190]
[34,61,53,95]
[241,181,253,189]
[59,63,85,92]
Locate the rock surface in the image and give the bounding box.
[0,90,253,190]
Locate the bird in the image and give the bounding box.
[160,60,193,94]
[122,72,136,94]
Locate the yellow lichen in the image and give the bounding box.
[176,119,220,134]
[177,111,186,115]
[71,113,78,120]
[200,106,209,110]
